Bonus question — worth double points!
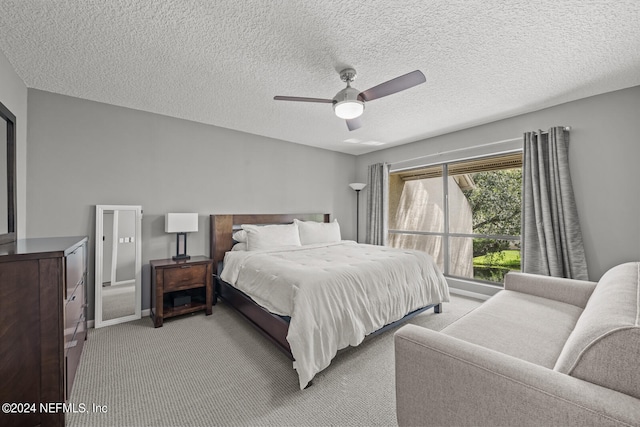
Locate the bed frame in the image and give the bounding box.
[210,213,441,361]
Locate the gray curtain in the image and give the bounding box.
[366,162,389,245]
[522,127,588,280]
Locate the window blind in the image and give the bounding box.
[394,152,523,181]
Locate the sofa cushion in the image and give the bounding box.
[441,290,583,368]
[554,262,640,399]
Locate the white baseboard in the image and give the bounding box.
[446,276,501,300]
[89,309,150,329]
[449,287,492,301]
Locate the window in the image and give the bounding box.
[389,152,522,285]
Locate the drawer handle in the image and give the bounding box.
[65,340,78,349]
[180,265,192,269]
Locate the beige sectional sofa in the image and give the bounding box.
[394,262,640,426]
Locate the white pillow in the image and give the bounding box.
[231,242,247,251]
[241,223,301,251]
[232,229,247,243]
[294,219,341,245]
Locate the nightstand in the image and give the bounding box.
[150,256,213,328]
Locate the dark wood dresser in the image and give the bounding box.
[0,236,88,427]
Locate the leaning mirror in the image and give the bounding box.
[0,100,17,245]
[95,205,142,328]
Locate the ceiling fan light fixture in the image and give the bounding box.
[274,68,425,130]
[333,85,364,119]
[334,100,364,119]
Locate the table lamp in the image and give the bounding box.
[165,213,198,260]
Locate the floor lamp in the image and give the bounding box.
[349,183,367,242]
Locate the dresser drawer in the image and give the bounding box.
[66,244,85,297]
[163,264,207,291]
[65,280,84,332]
[65,315,86,400]
[64,314,86,353]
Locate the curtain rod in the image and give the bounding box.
[539,126,571,134]
[390,126,571,168]
[390,137,522,167]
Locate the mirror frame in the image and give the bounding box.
[95,204,142,328]
[0,100,17,245]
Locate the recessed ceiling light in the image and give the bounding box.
[344,138,361,144]
[362,141,385,146]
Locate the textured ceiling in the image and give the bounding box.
[0,1,639,155]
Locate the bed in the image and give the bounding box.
[210,213,450,389]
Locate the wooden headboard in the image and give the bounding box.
[210,213,330,267]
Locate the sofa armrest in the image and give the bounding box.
[504,272,597,308]
[395,324,640,427]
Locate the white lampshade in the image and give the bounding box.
[334,100,364,119]
[349,183,367,191]
[165,213,198,233]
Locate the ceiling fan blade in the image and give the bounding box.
[358,70,426,102]
[346,117,362,131]
[274,96,333,103]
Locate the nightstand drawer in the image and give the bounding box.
[163,264,207,291]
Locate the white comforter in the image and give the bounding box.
[220,241,450,389]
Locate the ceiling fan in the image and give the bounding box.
[274,68,426,131]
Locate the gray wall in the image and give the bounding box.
[356,86,640,281]
[0,49,27,237]
[27,89,357,320]
[21,84,640,317]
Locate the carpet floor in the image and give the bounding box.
[67,294,482,427]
